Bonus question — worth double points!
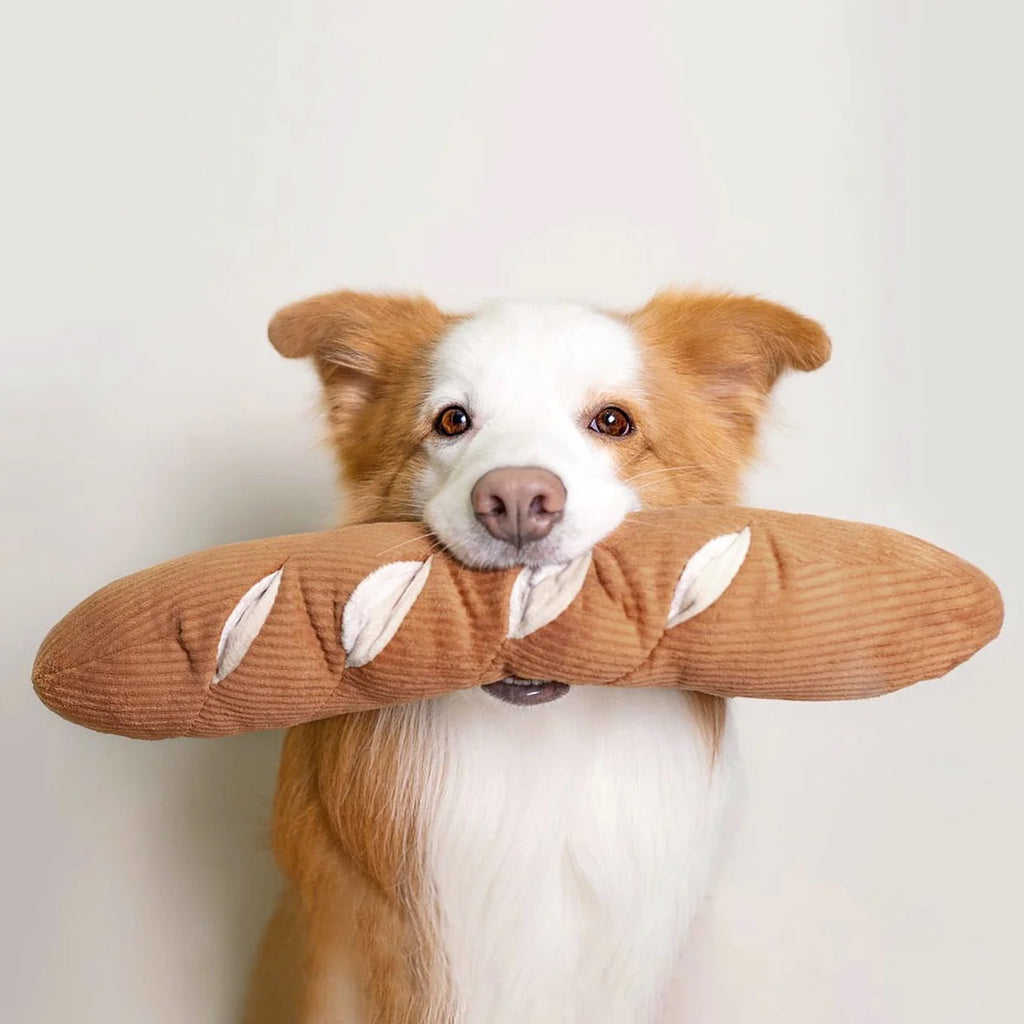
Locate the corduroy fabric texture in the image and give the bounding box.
[32,507,1003,739]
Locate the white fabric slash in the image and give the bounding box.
[342,559,433,668]
[507,552,592,639]
[213,568,284,683]
[667,527,751,628]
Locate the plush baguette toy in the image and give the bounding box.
[32,507,1002,739]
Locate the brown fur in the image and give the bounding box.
[247,288,830,1023]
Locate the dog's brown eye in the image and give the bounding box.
[434,405,472,437]
[589,406,632,438]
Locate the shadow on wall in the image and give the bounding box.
[164,429,341,548]
[132,439,335,1017]
[161,731,285,1009]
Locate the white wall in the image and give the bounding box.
[2,1,1019,1020]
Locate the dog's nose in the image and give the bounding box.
[471,467,567,546]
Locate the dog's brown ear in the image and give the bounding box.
[268,290,451,431]
[269,290,447,367]
[630,290,831,425]
[268,291,455,473]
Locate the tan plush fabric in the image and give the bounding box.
[32,508,1003,739]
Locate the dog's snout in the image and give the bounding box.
[471,467,566,547]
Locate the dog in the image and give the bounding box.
[243,289,831,1024]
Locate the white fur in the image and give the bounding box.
[411,686,729,1024]
[391,301,730,1023]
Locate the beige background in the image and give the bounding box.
[2,1,1020,1021]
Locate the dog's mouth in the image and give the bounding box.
[482,677,570,706]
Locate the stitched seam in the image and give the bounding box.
[606,628,673,687]
[305,584,349,720]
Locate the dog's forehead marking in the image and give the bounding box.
[426,302,642,409]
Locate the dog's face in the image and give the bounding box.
[418,302,644,568]
[270,290,830,572]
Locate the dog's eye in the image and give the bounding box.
[589,406,632,438]
[434,405,472,437]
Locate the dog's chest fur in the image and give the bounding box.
[396,685,729,1024]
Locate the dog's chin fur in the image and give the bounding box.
[246,289,830,1024]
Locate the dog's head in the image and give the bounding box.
[270,290,829,570]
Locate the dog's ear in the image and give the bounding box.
[269,290,447,365]
[630,290,831,428]
[268,290,451,429]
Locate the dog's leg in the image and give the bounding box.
[245,716,444,1023]
[243,888,311,1024]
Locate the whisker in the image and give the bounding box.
[630,489,707,506]
[626,503,725,520]
[623,465,700,484]
[373,531,438,558]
